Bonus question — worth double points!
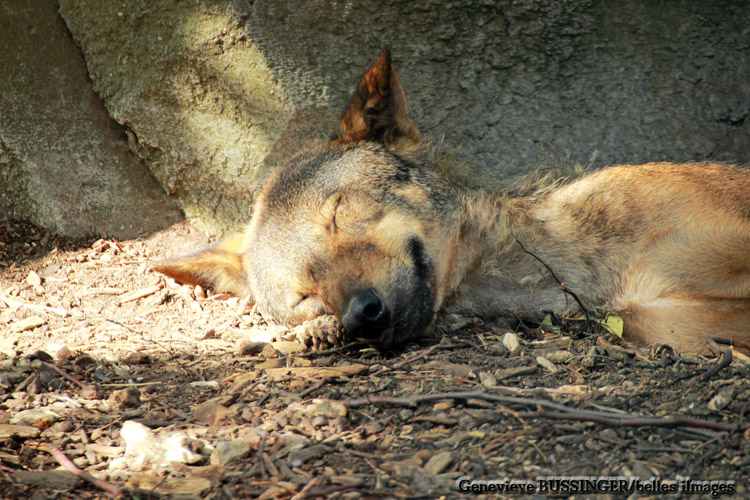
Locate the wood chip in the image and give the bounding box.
[0,424,41,439]
[119,284,164,304]
[127,473,211,495]
[264,364,369,381]
[11,316,45,332]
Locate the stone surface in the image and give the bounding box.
[7,1,750,235]
[0,0,181,237]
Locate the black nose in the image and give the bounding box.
[342,289,391,340]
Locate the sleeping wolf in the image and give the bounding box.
[155,49,750,354]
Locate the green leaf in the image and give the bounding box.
[540,314,560,334]
[601,315,624,338]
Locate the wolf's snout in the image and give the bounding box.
[342,289,391,340]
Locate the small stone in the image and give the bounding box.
[708,386,736,412]
[109,387,141,409]
[26,271,43,287]
[80,385,100,399]
[10,409,58,428]
[54,345,72,361]
[414,449,432,464]
[494,365,537,381]
[11,316,45,332]
[545,350,574,363]
[261,344,278,359]
[424,451,453,475]
[582,346,598,367]
[12,470,80,489]
[192,401,237,426]
[210,439,251,466]
[432,400,455,411]
[536,356,558,373]
[502,332,520,353]
[311,415,328,428]
[238,340,267,355]
[271,341,306,355]
[256,358,282,369]
[479,371,497,387]
[305,400,347,418]
[364,421,383,435]
[122,352,151,365]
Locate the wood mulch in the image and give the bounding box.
[0,218,748,499]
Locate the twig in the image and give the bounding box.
[701,338,733,381]
[390,342,461,370]
[303,481,365,498]
[0,294,68,317]
[512,236,591,323]
[290,477,320,500]
[40,361,87,389]
[298,341,368,358]
[38,443,122,497]
[341,389,750,434]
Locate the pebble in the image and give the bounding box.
[545,350,574,363]
[502,332,520,353]
[479,371,497,387]
[11,316,45,332]
[210,439,251,466]
[423,451,453,475]
[108,387,141,409]
[536,356,558,373]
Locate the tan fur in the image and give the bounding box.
[155,49,750,354]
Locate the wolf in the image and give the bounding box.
[154,49,750,354]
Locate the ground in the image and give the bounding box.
[0,218,748,499]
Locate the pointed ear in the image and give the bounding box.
[337,48,421,145]
[152,233,250,298]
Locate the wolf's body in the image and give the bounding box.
[155,49,750,354]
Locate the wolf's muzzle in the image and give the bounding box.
[342,288,391,341]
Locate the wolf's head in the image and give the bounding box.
[156,49,461,349]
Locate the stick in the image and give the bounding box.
[39,443,122,497]
[342,389,749,434]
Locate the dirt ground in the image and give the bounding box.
[0,218,748,499]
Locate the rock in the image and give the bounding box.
[271,341,307,355]
[708,386,736,412]
[108,387,141,409]
[0,424,40,439]
[545,350,574,363]
[479,371,498,387]
[304,400,347,419]
[210,439,252,466]
[25,271,42,286]
[423,451,453,475]
[536,356,558,373]
[12,470,80,489]
[121,352,151,365]
[11,316,45,332]
[0,1,181,237]
[494,365,538,381]
[192,400,238,426]
[238,340,268,355]
[502,333,521,354]
[261,344,278,359]
[9,409,58,428]
[127,472,211,496]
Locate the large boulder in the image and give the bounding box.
[12,0,750,234]
[0,0,181,238]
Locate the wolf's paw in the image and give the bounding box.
[291,315,343,349]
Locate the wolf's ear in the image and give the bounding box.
[337,48,421,145]
[152,233,251,298]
